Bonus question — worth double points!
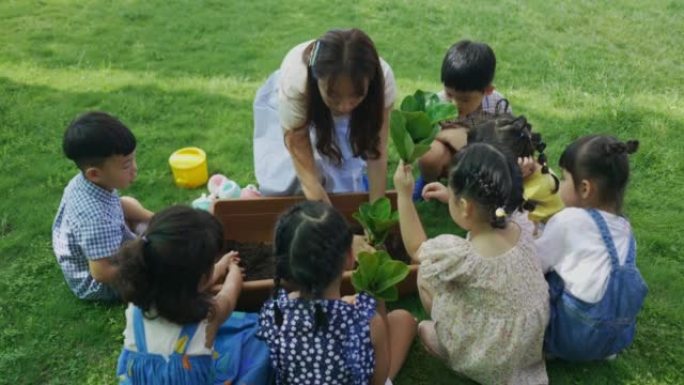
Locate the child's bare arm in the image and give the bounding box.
[120,196,153,223]
[393,161,428,263]
[205,254,243,347]
[435,126,468,151]
[213,254,243,321]
[88,258,119,283]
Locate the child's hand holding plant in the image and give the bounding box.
[393,161,415,198]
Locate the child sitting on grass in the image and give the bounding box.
[415,40,511,197]
[52,111,152,301]
[116,205,270,384]
[537,135,647,361]
[468,111,564,225]
[258,201,416,385]
[395,143,549,385]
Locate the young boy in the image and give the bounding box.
[415,40,511,199]
[52,112,152,301]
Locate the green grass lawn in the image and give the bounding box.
[1,0,683,383]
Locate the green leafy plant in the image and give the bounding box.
[352,197,399,247]
[390,90,458,163]
[351,251,410,301]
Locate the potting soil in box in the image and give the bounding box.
[224,240,275,281]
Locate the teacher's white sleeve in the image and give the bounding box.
[380,58,397,108]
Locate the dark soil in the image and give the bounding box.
[224,227,411,282]
[224,240,275,281]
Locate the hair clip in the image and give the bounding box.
[309,40,321,68]
[495,207,506,218]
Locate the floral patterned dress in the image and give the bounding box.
[258,289,377,385]
[418,221,550,385]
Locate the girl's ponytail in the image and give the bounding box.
[115,237,152,307]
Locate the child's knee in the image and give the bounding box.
[389,310,418,334]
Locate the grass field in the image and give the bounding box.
[1,0,683,384]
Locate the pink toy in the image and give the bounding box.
[196,174,261,206]
[207,174,229,198]
[240,184,262,198]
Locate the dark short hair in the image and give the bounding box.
[63,111,136,169]
[116,206,223,324]
[304,28,385,164]
[559,135,639,213]
[441,40,496,92]
[449,143,524,229]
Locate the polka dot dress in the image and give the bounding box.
[258,289,376,385]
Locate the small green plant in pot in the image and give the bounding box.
[351,250,410,301]
[390,90,458,163]
[352,197,399,248]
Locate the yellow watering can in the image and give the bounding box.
[168,147,208,188]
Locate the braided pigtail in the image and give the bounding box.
[272,201,352,331]
[449,143,522,230]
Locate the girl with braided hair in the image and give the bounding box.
[394,143,550,384]
[467,109,564,224]
[257,201,416,385]
[537,135,647,361]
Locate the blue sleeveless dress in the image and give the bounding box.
[544,209,648,361]
[117,307,273,384]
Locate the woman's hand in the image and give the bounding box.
[422,182,449,203]
[393,160,414,198]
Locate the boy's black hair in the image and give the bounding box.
[449,143,524,229]
[63,111,136,169]
[116,205,223,325]
[270,201,353,329]
[559,135,639,214]
[441,40,496,92]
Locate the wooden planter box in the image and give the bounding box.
[212,191,419,312]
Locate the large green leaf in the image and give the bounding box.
[351,251,408,302]
[409,144,433,163]
[400,94,422,112]
[375,286,399,302]
[375,259,410,293]
[404,111,433,141]
[412,90,428,111]
[370,197,391,220]
[353,252,379,291]
[352,202,372,231]
[351,268,368,292]
[390,111,412,162]
[426,102,457,125]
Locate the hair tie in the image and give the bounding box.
[309,40,321,68]
[495,207,506,218]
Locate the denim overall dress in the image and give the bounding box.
[544,209,648,361]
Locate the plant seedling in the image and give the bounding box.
[351,250,410,302]
[352,197,399,248]
[390,90,458,163]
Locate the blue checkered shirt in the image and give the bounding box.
[52,173,135,300]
